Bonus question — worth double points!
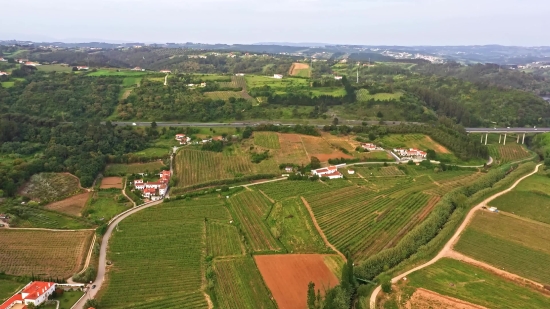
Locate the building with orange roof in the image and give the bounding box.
[0,281,56,309]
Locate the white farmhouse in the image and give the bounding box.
[273,74,283,79]
[311,166,343,179]
[0,281,56,309]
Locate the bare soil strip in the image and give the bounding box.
[406,288,488,309]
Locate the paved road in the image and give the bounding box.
[369,163,542,309]
[106,120,418,128]
[466,128,550,133]
[72,200,164,309]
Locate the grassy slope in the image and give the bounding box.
[0,279,24,303]
[407,258,550,309]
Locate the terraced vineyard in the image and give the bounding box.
[356,166,405,177]
[174,149,278,187]
[227,191,282,252]
[213,257,276,309]
[99,197,230,308]
[488,144,532,163]
[255,170,481,262]
[254,132,281,149]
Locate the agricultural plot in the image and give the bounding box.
[255,254,340,309]
[489,174,550,224]
[289,62,311,77]
[356,166,405,177]
[0,229,94,278]
[36,64,74,72]
[227,191,282,252]
[2,205,91,229]
[300,135,352,161]
[19,173,84,203]
[253,132,281,149]
[83,189,132,222]
[105,161,166,175]
[204,91,248,101]
[100,177,123,189]
[206,221,244,257]
[488,144,531,163]
[86,69,149,77]
[265,196,328,253]
[275,134,309,165]
[407,258,550,309]
[358,151,394,161]
[356,89,403,101]
[376,134,450,154]
[256,180,345,202]
[99,197,230,308]
[213,257,276,309]
[454,212,550,285]
[44,192,91,217]
[174,148,278,187]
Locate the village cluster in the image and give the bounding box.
[133,170,171,201]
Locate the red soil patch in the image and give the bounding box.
[100,177,123,189]
[279,133,303,143]
[405,288,487,309]
[289,63,310,76]
[44,192,91,216]
[312,152,353,162]
[255,254,339,309]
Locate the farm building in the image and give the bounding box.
[334,76,343,80]
[489,207,499,213]
[131,67,144,71]
[273,74,283,79]
[362,143,383,151]
[0,57,7,62]
[0,281,56,309]
[175,134,191,144]
[0,71,8,76]
[235,73,245,76]
[134,179,145,190]
[311,166,343,179]
[24,61,40,66]
[160,70,171,73]
[76,66,89,70]
[285,167,293,173]
[393,148,427,159]
[200,82,207,87]
[133,170,171,200]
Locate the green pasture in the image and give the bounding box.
[86,69,150,77]
[36,64,74,73]
[84,189,132,222]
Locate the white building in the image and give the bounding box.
[0,58,7,62]
[393,148,427,159]
[273,74,283,79]
[362,143,383,151]
[76,66,89,70]
[134,179,145,190]
[160,70,171,73]
[0,72,8,76]
[348,169,355,175]
[235,73,245,76]
[311,166,343,179]
[334,76,343,80]
[0,281,56,309]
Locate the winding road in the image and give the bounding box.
[369,163,543,309]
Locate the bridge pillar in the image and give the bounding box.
[522,133,525,144]
[485,133,488,145]
[504,134,507,145]
[517,134,520,143]
[499,134,502,144]
[481,134,483,144]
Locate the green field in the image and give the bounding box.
[36,64,74,73]
[256,169,480,261]
[83,189,132,222]
[356,89,403,101]
[122,76,141,87]
[265,196,328,253]
[0,277,24,303]
[48,291,85,309]
[407,258,550,309]
[105,161,167,175]
[1,81,14,88]
[213,257,276,309]
[0,204,90,229]
[488,143,532,163]
[253,132,281,149]
[131,147,171,158]
[99,197,229,308]
[454,212,550,285]
[489,174,550,224]
[204,91,249,101]
[227,191,282,253]
[87,69,150,77]
[206,222,244,257]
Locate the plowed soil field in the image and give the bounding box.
[44,192,91,216]
[405,288,488,309]
[100,177,123,189]
[255,254,339,309]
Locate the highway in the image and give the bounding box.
[465,127,550,133]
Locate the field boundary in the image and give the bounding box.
[300,197,346,261]
[74,234,96,276]
[370,163,543,308]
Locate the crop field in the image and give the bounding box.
[289,62,311,77]
[0,229,94,278]
[204,91,248,101]
[2,205,91,229]
[356,89,403,101]
[83,189,132,222]
[300,135,352,161]
[36,64,74,72]
[131,147,171,158]
[489,174,550,224]
[454,212,550,285]
[174,149,278,187]
[213,257,276,309]
[255,254,340,309]
[246,75,309,90]
[44,192,91,216]
[376,134,451,154]
[99,196,231,308]
[407,258,550,308]
[206,221,244,257]
[105,161,166,175]
[227,191,282,252]
[270,170,479,261]
[87,69,150,77]
[100,176,123,189]
[275,134,310,165]
[488,144,531,163]
[253,132,281,149]
[265,196,328,253]
[1,81,14,88]
[358,150,394,161]
[19,173,84,203]
[356,166,406,177]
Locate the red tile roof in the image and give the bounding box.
[22,281,54,300]
[0,293,22,309]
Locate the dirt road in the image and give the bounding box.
[369,163,542,308]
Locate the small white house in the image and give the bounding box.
[285,167,293,173]
[235,73,245,76]
[311,166,343,179]
[489,207,499,213]
[160,70,171,73]
[348,169,355,175]
[334,76,343,80]
[273,74,283,79]
[0,71,8,76]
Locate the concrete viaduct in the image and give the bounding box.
[465,128,550,145]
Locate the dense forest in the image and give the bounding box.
[0,114,150,196]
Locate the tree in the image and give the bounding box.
[332,117,339,126]
[426,149,437,160]
[151,121,157,129]
[376,111,384,118]
[368,132,376,141]
[307,282,316,309]
[85,299,100,309]
[310,156,321,169]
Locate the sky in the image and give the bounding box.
[1,0,548,46]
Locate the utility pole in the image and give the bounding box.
[356,65,359,84]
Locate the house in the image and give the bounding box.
[16,59,29,64]
[334,76,343,80]
[489,207,499,213]
[0,58,7,62]
[134,179,145,190]
[273,74,283,79]
[160,70,171,73]
[0,214,8,220]
[202,139,212,143]
[285,166,293,173]
[76,66,89,70]
[361,143,378,151]
[24,61,40,66]
[187,84,195,87]
[145,181,163,189]
[159,184,168,196]
[235,73,245,76]
[159,170,171,184]
[131,67,144,71]
[143,187,156,198]
[0,72,8,76]
[200,82,207,87]
[0,281,56,309]
[348,169,355,175]
[393,148,427,158]
[311,166,343,179]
